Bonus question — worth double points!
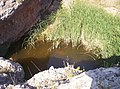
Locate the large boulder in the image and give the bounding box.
[8,66,120,89]
[0,0,53,44]
[0,63,119,89]
[58,67,120,89]
[0,0,53,56]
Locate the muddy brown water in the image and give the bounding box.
[8,41,100,80]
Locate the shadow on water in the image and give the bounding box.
[48,46,100,70]
[5,39,120,80]
[17,58,49,80]
[99,55,120,67]
[5,40,102,80]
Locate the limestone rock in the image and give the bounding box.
[62,0,75,9]
[0,58,119,89]
[58,67,120,89]
[0,0,23,20]
[0,57,24,86]
[26,66,81,89]
[18,67,120,89]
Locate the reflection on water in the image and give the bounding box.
[48,46,100,70]
[11,41,100,80]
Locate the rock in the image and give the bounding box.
[6,84,33,89]
[89,0,120,17]
[0,57,119,89]
[58,67,120,89]
[0,0,22,20]
[1,65,119,89]
[0,0,53,45]
[0,1,5,7]
[26,66,81,89]
[0,57,24,86]
[62,0,75,9]
[0,41,11,56]
[104,7,120,17]
[100,0,120,7]
[48,0,62,13]
[10,67,120,89]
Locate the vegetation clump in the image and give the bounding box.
[26,0,120,59]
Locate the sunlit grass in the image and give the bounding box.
[45,0,120,58]
[25,0,120,58]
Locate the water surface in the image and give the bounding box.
[10,41,100,80]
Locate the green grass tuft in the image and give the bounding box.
[26,0,120,58]
[46,0,120,58]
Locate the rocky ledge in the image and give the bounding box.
[0,57,120,89]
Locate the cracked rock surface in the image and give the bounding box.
[58,67,120,89]
[0,58,119,89]
[0,57,24,88]
[5,66,120,89]
[0,0,24,20]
